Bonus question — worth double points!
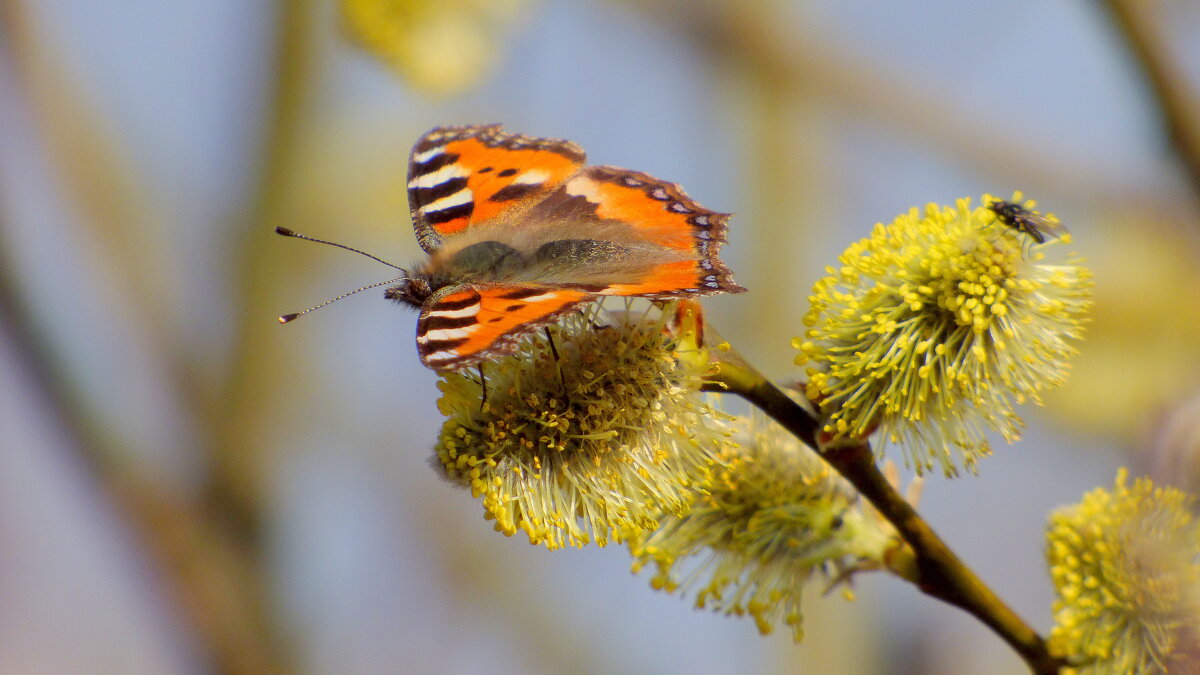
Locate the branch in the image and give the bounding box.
[0,199,289,675]
[205,0,319,544]
[707,354,1066,675]
[1100,0,1200,205]
[621,0,1190,219]
[0,2,298,670]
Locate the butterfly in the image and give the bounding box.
[986,199,1068,245]
[382,124,746,371]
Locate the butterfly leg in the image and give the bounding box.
[587,314,608,332]
[478,363,488,409]
[544,327,561,362]
[543,327,570,403]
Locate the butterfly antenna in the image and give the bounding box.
[274,226,406,271]
[278,277,403,324]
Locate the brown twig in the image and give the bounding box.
[204,0,318,545]
[1100,0,1200,205]
[0,193,288,675]
[0,0,220,436]
[707,356,1065,674]
[623,0,1193,223]
[0,2,294,671]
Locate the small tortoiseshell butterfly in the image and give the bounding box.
[283,124,745,371]
[986,200,1068,245]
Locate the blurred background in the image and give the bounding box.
[1,0,1198,673]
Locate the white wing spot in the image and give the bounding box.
[513,169,551,185]
[412,146,445,164]
[515,293,562,304]
[565,176,600,200]
[421,189,473,214]
[420,326,476,343]
[426,304,480,319]
[409,164,470,189]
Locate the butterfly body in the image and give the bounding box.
[390,124,745,370]
[986,200,1067,245]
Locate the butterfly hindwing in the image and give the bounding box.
[408,125,586,253]
[529,166,744,297]
[416,284,592,369]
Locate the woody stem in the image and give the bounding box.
[702,353,1064,675]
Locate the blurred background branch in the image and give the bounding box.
[0,0,216,431]
[1101,0,1200,205]
[0,0,306,671]
[206,0,319,553]
[0,155,289,674]
[624,0,1196,220]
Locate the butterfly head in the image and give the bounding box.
[384,275,433,309]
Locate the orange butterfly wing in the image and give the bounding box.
[530,166,745,297]
[416,284,592,370]
[405,125,745,371]
[408,125,586,252]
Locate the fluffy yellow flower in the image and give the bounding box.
[435,301,734,550]
[341,0,525,95]
[796,193,1092,475]
[628,409,898,641]
[1046,469,1200,673]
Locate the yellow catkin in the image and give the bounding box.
[434,302,735,550]
[1046,469,1200,673]
[796,193,1092,475]
[628,409,899,641]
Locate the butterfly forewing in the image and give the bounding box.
[527,166,743,296]
[408,125,586,253]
